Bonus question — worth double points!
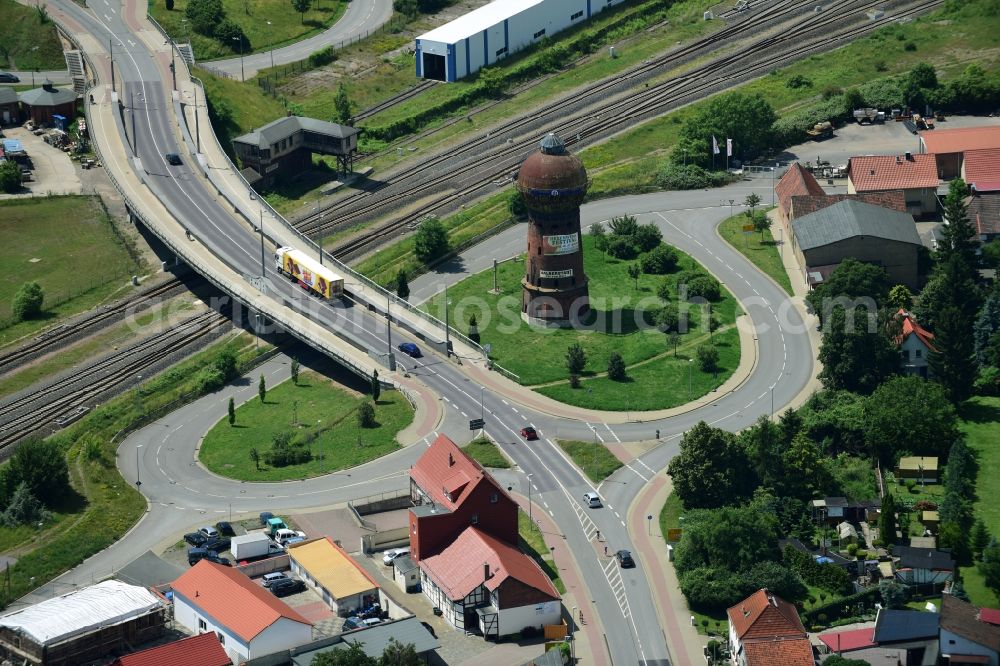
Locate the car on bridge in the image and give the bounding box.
[164,152,182,165]
[397,342,422,358]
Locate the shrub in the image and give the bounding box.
[308,46,337,67]
[0,483,52,528]
[633,223,662,252]
[414,217,449,264]
[185,0,224,36]
[607,352,627,381]
[685,275,722,302]
[786,74,813,89]
[12,282,44,321]
[263,431,311,467]
[697,344,719,372]
[641,245,679,274]
[194,366,226,393]
[165,0,174,9]
[605,235,636,260]
[656,163,728,190]
[215,19,249,51]
[0,160,22,193]
[357,402,376,428]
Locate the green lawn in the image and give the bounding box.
[556,440,623,483]
[717,213,793,297]
[518,510,565,594]
[659,491,683,539]
[150,0,346,60]
[0,197,142,347]
[197,67,288,157]
[0,0,66,70]
[199,370,413,481]
[421,235,741,410]
[959,396,1000,608]
[463,438,510,469]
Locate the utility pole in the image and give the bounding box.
[194,86,201,153]
[386,294,392,357]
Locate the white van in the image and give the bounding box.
[583,492,602,508]
[262,572,288,588]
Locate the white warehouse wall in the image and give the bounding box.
[416,0,622,82]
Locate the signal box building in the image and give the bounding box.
[415,0,623,82]
[232,116,358,188]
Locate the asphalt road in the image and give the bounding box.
[40,1,816,661]
[201,0,393,79]
[0,70,73,86]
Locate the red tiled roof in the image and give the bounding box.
[743,637,815,666]
[776,163,825,217]
[848,154,939,192]
[112,632,232,666]
[172,561,311,643]
[791,191,908,220]
[965,148,1000,191]
[970,191,1000,236]
[727,589,806,641]
[420,526,559,602]
[897,309,937,352]
[921,125,1000,155]
[818,627,877,652]
[411,434,511,511]
[980,608,1000,626]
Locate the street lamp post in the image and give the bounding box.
[109,39,115,93]
[233,36,245,82]
[267,20,275,70]
[443,286,451,357]
[258,207,266,279]
[135,445,143,487]
[526,473,533,526]
[688,358,694,400]
[770,385,774,417]
[30,46,38,87]
[570,606,577,662]
[193,85,201,153]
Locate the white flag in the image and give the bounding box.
[726,138,733,157]
[712,135,720,155]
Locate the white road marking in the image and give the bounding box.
[603,423,621,443]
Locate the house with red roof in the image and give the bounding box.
[896,309,936,378]
[775,163,826,235]
[940,593,1000,666]
[968,189,1000,242]
[111,631,232,666]
[847,153,940,217]
[962,148,1000,194]
[171,560,312,663]
[409,434,560,639]
[920,125,1000,180]
[727,589,814,666]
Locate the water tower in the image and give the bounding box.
[516,133,590,326]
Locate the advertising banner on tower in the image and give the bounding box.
[542,233,580,255]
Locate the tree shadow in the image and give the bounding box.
[49,485,87,514]
[959,400,1000,425]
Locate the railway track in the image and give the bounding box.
[314,0,940,260]
[0,308,230,453]
[353,80,440,122]
[0,277,190,378]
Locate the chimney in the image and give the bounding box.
[870,169,876,176]
[484,563,491,581]
[905,151,913,161]
[448,453,454,467]
[896,155,902,164]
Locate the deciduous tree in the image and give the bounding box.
[817,306,898,394]
[413,218,449,264]
[627,263,641,290]
[13,282,44,321]
[290,358,299,385]
[607,352,627,381]
[357,401,376,428]
[806,258,889,321]
[291,0,311,23]
[668,422,757,509]
[566,343,586,377]
[395,269,410,300]
[863,375,958,463]
[333,83,352,124]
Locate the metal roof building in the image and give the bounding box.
[415,0,623,82]
[290,617,439,664]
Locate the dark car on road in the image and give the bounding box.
[270,578,306,597]
[215,521,236,537]
[397,342,422,358]
[184,532,208,547]
[616,550,635,569]
[164,152,183,165]
[0,72,20,83]
[520,426,538,441]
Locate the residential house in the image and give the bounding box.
[810,497,878,525]
[171,560,312,663]
[817,625,906,665]
[962,148,1000,193]
[408,434,519,562]
[0,88,19,125]
[940,594,1000,666]
[896,311,937,378]
[409,434,561,639]
[287,537,381,617]
[872,608,940,666]
[837,521,858,545]
[791,199,924,290]
[111,631,232,666]
[17,80,77,126]
[231,116,358,188]
[847,153,940,217]
[920,125,1000,179]
[981,609,1000,627]
[0,580,169,666]
[775,162,826,237]
[897,456,939,483]
[727,589,814,666]
[969,190,1000,242]
[893,546,955,589]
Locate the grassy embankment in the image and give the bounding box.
[557,440,623,483]
[463,438,510,469]
[198,369,413,481]
[519,510,565,594]
[717,213,794,297]
[0,197,143,348]
[0,0,66,71]
[421,236,741,410]
[0,334,270,609]
[958,397,1000,607]
[150,0,346,60]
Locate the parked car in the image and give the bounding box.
[215,521,236,537]
[164,152,182,165]
[583,492,602,508]
[383,547,410,566]
[259,511,274,526]
[0,72,20,83]
[199,525,219,538]
[262,572,288,588]
[269,578,306,597]
[397,342,421,358]
[203,537,231,554]
[205,554,231,566]
[520,426,538,441]
[188,547,227,566]
[616,550,635,569]
[184,532,208,547]
[343,616,382,631]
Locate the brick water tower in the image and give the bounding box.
[517,133,590,326]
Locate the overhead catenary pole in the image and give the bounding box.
[444,285,451,357]
[194,85,201,153]
[259,207,265,279]
[386,294,392,357]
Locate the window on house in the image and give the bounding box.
[571,10,583,19]
[471,513,479,524]
[533,29,546,39]
[490,493,498,503]
[915,349,922,358]
[217,633,225,645]
[901,350,909,361]
[198,619,207,631]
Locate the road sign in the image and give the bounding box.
[742,224,755,233]
[469,418,485,430]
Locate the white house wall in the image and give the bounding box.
[416,0,622,81]
[248,617,313,659]
[496,599,561,635]
[173,596,251,664]
[941,628,999,666]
